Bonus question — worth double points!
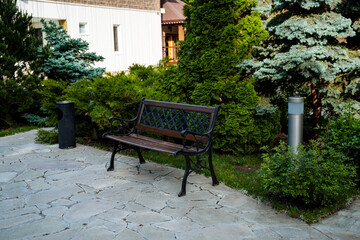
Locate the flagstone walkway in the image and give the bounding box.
[0,130,359,239]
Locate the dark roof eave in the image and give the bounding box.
[162,20,185,25]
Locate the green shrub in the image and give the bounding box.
[35,129,58,144]
[319,112,360,179]
[83,74,140,129]
[128,64,157,82]
[251,107,281,151]
[200,77,281,155]
[38,60,281,154]
[64,71,160,132]
[259,141,356,206]
[36,79,68,126]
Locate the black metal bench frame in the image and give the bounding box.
[103,98,220,196]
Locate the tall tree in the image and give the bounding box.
[0,0,44,128]
[241,0,360,132]
[162,0,278,154]
[176,0,268,105]
[41,19,105,82]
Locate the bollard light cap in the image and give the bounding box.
[288,97,304,103]
[288,97,304,114]
[56,101,74,105]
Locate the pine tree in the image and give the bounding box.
[41,20,105,82]
[0,0,44,128]
[241,0,360,131]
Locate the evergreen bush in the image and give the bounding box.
[63,65,170,135]
[74,74,140,129]
[260,141,356,206]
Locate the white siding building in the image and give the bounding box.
[17,0,163,72]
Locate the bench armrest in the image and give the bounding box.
[108,117,137,123]
[180,129,211,138]
[103,98,146,138]
[102,117,137,138]
[178,129,213,154]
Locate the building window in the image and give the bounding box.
[79,23,87,34]
[113,25,119,52]
[34,28,42,39]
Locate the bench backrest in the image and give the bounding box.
[135,99,219,143]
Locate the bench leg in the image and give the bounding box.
[107,142,119,171]
[208,151,219,186]
[136,147,146,164]
[178,155,191,197]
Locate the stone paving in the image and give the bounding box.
[0,129,359,240]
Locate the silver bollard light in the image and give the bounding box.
[288,97,304,153]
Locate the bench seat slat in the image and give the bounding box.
[105,133,201,155]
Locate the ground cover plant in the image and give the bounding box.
[35,129,58,145]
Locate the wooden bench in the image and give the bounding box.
[102,98,220,196]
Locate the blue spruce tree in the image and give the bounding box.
[41,20,105,82]
[242,0,360,132]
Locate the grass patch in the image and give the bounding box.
[0,125,39,137]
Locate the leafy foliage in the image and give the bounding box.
[0,0,45,128]
[66,74,140,130]
[319,111,360,179]
[41,19,105,82]
[260,141,356,206]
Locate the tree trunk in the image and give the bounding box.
[310,83,322,138]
